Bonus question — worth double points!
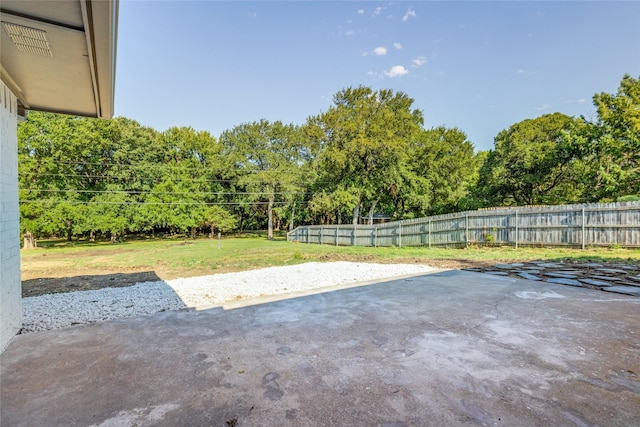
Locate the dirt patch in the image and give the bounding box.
[22,271,162,298]
[20,258,495,298]
[22,254,640,299]
[316,253,495,270]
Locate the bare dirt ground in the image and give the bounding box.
[21,271,163,298]
[21,257,493,298]
[21,253,640,299]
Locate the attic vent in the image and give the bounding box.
[2,22,53,57]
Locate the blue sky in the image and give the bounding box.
[115,1,640,152]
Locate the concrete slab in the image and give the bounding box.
[2,270,640,426]
[604,286,640,297]
[483,271,508,276]
[545,278,583,287]
[517,272,542,281]
[579,279,613,288]
[544,272,579,279]
[590,275,624,282]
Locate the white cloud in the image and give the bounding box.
[436,70,445,76]
[357,9,364,15]
[535,103,552,111]
[345,30,355,36]
[412,56,427,67]
[248,12,257,18]
[517,69,536,75]
[373,6,383,16]
[384,65,409,78]
[393,42,402,50]
[403,7,417,22]
[374,46,387,56]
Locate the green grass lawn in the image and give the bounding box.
[21,233,640,281]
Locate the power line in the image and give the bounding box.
[20,160,304,173]
[20,189,313,195]
[18,172,237,182]
[17,172,332,186]
[19,200,309,206]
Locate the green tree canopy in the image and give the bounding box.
[475,113,584,206]
[219,119,307,239]
[308,86,424,224]
[18,76,639,241]
[583,74,640,200]
[407,126,476,215]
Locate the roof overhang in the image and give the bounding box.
[0,0,118,118]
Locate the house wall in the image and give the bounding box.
[0,80,22,352]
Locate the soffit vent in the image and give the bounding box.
[2,21,54,57]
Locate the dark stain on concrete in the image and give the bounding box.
[262,372,284,401]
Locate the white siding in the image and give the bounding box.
[0,80,21,352]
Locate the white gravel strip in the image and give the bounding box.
[22,262,436,333]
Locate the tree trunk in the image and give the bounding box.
[289,201,296,231]
[23,231,37,249]
[110,232,118,244]
[352,203,360,225]
[367,199,379,225]
[66,219,73,242]
[267,195,275,240]
[89,229,95,242]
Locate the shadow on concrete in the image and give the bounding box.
[21,271,164,297]
[3,270,640,426]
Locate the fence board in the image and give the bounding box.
[287,201,640,248]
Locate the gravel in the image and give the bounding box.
[22,262,437,333]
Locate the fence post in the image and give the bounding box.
[465,213,469,247]
[335,227,339,246]
[398,224,402,247]
[375,227,378,247]
[319,226,323,245]
[581,207,586,250]
[515,211,519,249]
[351,226,355,246]
[428,220,432,248]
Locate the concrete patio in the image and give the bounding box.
[2,270,639,426]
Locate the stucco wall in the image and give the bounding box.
[0,80,21,352]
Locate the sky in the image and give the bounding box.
[115,1,640,152]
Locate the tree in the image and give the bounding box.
[407,126,476,215]
[582,74,640,200]
[199,206,237,237]
[475,113,584,206]
[220,120,306,239]
[18,112,116,240]
[309,86,423,224]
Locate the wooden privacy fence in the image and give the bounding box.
[287,201,640,249]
